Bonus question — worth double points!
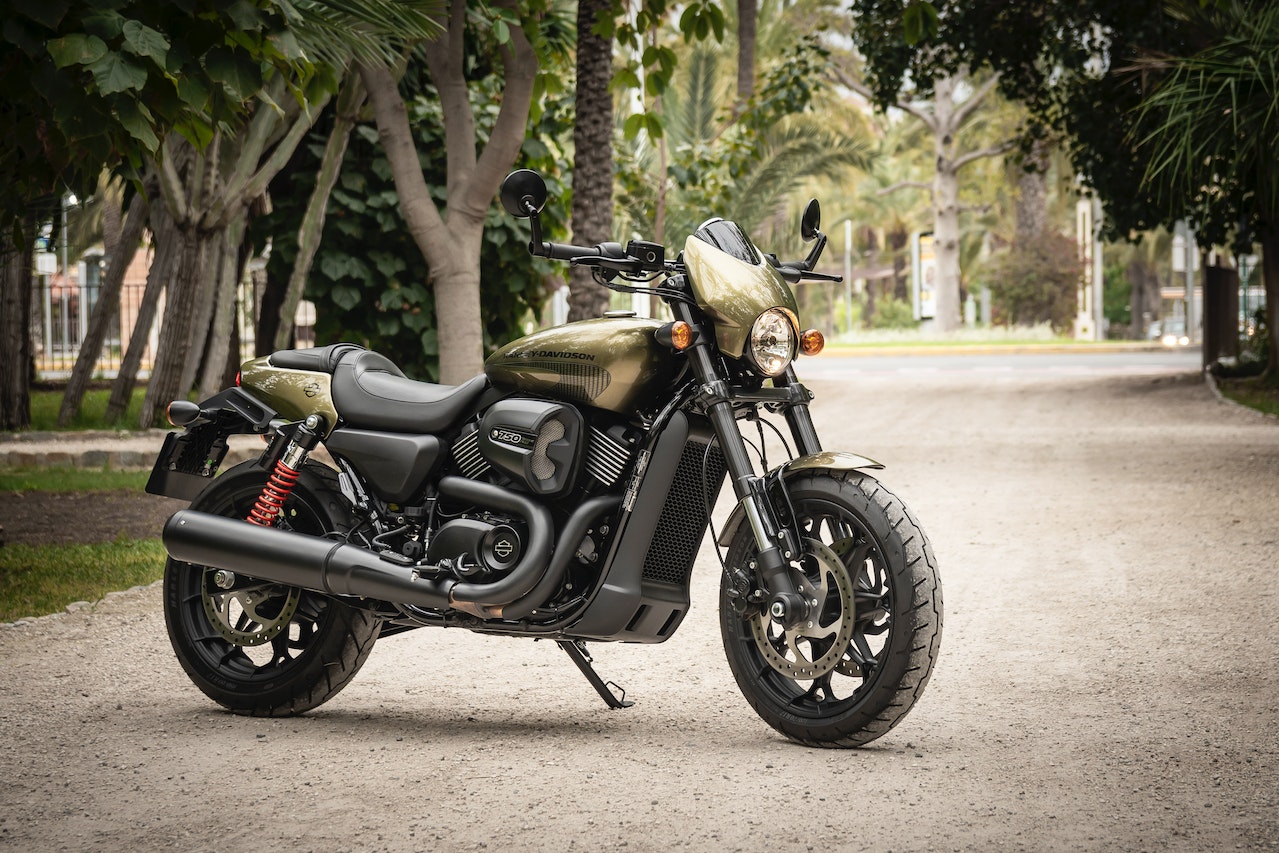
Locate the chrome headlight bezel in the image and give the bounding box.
[745,308,798,377]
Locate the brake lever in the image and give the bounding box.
[570,256,643,275]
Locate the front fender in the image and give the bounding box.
[714,451,883,547]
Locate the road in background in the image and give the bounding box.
[3,354,1277,852]
[799,346,1201,380]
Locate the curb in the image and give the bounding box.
[0,433,263,471]
[1203,369,1279,422]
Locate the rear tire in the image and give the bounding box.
[163,461,380,716]
[720,471,942,747]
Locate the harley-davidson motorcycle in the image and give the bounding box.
[150,169,941,747]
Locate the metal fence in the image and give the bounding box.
[30,266,292,382]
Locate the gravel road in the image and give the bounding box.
[2,366,1277,851]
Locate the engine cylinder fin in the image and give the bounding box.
[585,426,633,486]
[452,429,490,478]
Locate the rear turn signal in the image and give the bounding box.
[656,320,696,351]
[166,400,201,427]
[800,328,825,356]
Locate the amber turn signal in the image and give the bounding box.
[656,320,696,351]
[799,328,825,356]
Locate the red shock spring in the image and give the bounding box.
[246,459,303,526]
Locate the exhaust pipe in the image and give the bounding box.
[162,476,555,616]
[164,510,456,610]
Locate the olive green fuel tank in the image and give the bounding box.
[485,316,681,415]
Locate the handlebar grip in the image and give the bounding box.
[539,241,627,261]
[541,242,599,260]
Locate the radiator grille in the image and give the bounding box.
[640,440,727,586]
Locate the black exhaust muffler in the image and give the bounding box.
[163,510,456,610]
[162,476,556,616]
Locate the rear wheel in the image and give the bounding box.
[163,461,380,716]
[720,471,942,747]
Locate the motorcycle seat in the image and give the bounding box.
[331,350,489,433]
[269,343,366,374]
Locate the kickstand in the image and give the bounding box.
[557,640,634,709]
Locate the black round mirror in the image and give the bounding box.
[500,169,548,218]
[801,199,821,242]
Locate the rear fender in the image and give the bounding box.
[145,388,278,501]
[714,451,883,547]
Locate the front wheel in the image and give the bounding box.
[163,461,380,716]
[720,471,942,747]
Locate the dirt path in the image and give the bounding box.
[2,368,1277,851]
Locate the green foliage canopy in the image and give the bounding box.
[846,0,1221,239]
[0,0,316,235]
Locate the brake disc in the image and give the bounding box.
[748,538,856,680]
[202,573,300,647]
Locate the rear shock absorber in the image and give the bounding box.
[247,414,324,526]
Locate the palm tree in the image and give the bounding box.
[617,47,871,254]
[1135,1,1279,376]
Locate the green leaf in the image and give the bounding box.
[331,284,361,311]
[82,11,125,40]
[172,118,215,150]
[87,52,148,95]
[203,46,262,100]
[47,34,108,69]
[175,75,210,112]
[121,20,169,67]
[902,1,939,45]
[623,112,648,140]
[115,98,159,151]
[223,0,265,32]
[493,18,510,45]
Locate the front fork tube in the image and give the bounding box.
[776,366,822,456]
[675,308,812,627]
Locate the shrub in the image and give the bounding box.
[984,232,1082,334]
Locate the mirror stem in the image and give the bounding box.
[802,233,827,271]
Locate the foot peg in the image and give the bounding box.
[558,640,634,709]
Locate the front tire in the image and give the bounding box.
[163,461,380,716]
[720,471,942,747]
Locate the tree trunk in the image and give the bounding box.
[736,0,757,109]
[273,75,366,351]
[360,0,539,384]
[1260,225,1279,379]
[198,211,248,397]
[0,218,35,430]
[932,78,962,331]
[568,0,615,323]
[106,200,179,423]
[141,223,212,427]
[57,190,149,426]
[1014,142,1049,242]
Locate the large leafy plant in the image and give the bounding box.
[257,64,571,381]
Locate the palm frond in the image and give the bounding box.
[283,0,445,69]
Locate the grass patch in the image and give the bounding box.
[28,386,148,432]
[1217,375,1279,418]
[0,466,150,493]
[0,538,166,622]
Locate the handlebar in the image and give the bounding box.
[535,240,627,262]
[535,238,841,283]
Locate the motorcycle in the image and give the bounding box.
[149,169,942,747]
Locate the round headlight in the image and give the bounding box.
[747,309,797,377]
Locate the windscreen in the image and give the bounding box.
[691,218,761,266]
